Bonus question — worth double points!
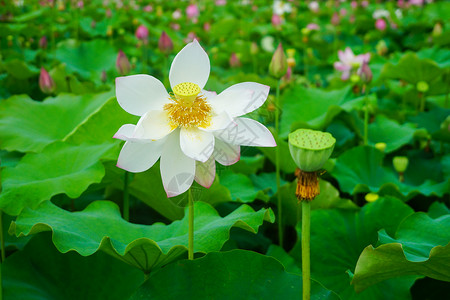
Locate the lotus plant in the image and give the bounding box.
[334,47,371,81]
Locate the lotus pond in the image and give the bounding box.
[0,1,449,299]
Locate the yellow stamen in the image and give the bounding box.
[164,82,211,128]
[295,168,320,202]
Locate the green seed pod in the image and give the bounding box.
[393,156,409,173]
[416,81,429,93]
[288,129,336,172]
[375,142,387,152]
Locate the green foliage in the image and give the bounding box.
[9,200,274,273]
[131,250,339,300]
[353,213,450,292]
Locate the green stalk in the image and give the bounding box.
[418,92,426,112]
[188,189,194,260]
[363,85,369,145]
[302,201,311,300]
[275,79,283,247]
[142,43,147,73]
[123,171,130,221]
[303,49,308,81]
[0,211,5,262]
[0,210,4,300]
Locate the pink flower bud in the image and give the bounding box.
[216,0,226,6]
[39,68,55,94]
[116,50,131,75]
[359,61,373,83]
[135,25,148,41]
[272,14,282,27]
[158,31,173,55]
[306,23,319,31]
[39,36,47,49]
[186,4,199,19]
[143,5,152,12]
[229,53,241,68]
[375,18,387,31]
[203,22,211,31]
[331,12,340,26]
[351,1,358,9]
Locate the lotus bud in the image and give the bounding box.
[365,193,379,202]
[272,14,282,27]
[269,43,288,79]
[375,18,387,31]
[416,81,429,93]
[158,31,173,55]
[101,70,107,83]
[39,36,47,49]
[250,42,259,55]
[186,4,199,19]
[375,142,387,152]
[289,129,336,201]
[331,12,340,26]
[359,61,372,84]
[39,67,56,94]
[432,22,443,38]
[229,53,241,68]
[116,50,131,75]
[135,25,149,41]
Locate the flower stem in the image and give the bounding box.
[0,211,5,262]
[142,43,147,73]
[188,189,194,260]
[123,171,130,221]
[302,201,311,300]
[418,92,426,112]
[363,85,369,145]
[275,79,283,247]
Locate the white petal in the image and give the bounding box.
[116,75,169,116]
[169,40,210,90]
[214,117,276,147]
[214,139,240,166]
[133,110,175,140]
[202,90,217,99]
[160,131,195,197]
[195,155,216,188]
[208,82,270,117]
[180,128,214,162]
[117,139,165,173]
[113,124,150,143]
[200,111,236,132]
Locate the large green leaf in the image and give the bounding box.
[381,52,444,85]
[55,39,117,80]
[259,129,297,173]
[130,250,339,300]
[0,91,114,153]
[368,116,417,153]
[3,234,144,300]
[352,213,450,292]
[331,146,450,198]
[9,200,274,273]
[0,142,117,216]
[279,86,377,138]
[290,197,417,300]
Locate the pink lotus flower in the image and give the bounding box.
[135,25,149,41]
[272,14,282,26]
[334,47,371,80]
[186,4,199,19]
[39,67,56,94]
[375,18,387,31]
[306,23,319,31]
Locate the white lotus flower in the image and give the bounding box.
[114,40,276,197]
